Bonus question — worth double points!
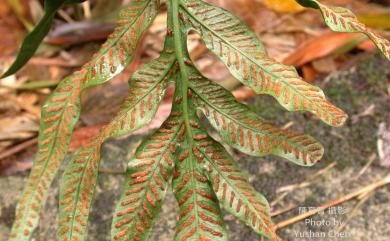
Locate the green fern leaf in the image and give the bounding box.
[58,50,174,241]
[181,0,347,127]
[190,74,324,166]
[111,110,183,241]
[173,161,229,241]
[297,0,390,60]
[167,0,277,237]
[9,1,159,240]
[198,136,280,241]
[172,115,228,241]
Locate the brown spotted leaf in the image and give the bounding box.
[297,0,390,61]
[177,107,278,241]
[58,50,175,241]
[181,0,347,127]
[198,136,280,241]
[9,1,160,240]
[190,75,324,166]
[172,115,228,241]
[111,112,183,241]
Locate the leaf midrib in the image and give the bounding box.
[169,0,207,237]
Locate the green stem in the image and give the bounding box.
[170,0,193,141]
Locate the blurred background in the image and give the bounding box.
[0,0,389,240]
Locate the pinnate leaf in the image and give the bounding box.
[58,50,173,241]
[111,112,183,241]
[190,75,324,166]
[181,111,278,241]
[181,0,347,127]
[198,137,280,241]
[9,1,159,240]
[173,161,228,241]
[172,117,228,241]
[297,0,390,61]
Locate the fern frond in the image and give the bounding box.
[297,0,390,61]
[58,50,174,241]
[198,137,280,241]
[181,0,347,127]
[111,111,183,241]
[172,113,229,241]
[173,162,229,241]
[9,1,160,240]
[190,75,324,166]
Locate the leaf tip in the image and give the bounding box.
[1,69,13,79]
[317,101,348,127]
[330,111,348,127]
[310,144,324,166]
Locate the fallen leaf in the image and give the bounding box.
[16,92,41,118]
[301,64,318,82]
[311,57,337,74]
[262,0,304,13]
[283,31,366,67]
[358,11,390,29]
[0,114,39,141]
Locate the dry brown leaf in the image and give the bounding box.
[16,92,41,118]
[0,114,38,141]
[262,0,304,13]
[283,31,364,67]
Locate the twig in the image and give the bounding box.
[15,80,58,90]
[272,162,336,206]
[271,203,297,217]
[354,153,376,181]
[274,174,390,230]
[271,192,289,208]
[2,56,83,67]
[45,22,115,46]
[278,162,337,192]
[336,191,374,232]
[81,1,92,19]
[58,9,75,23]
[0,138,38,160]
[281,121,294,130]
